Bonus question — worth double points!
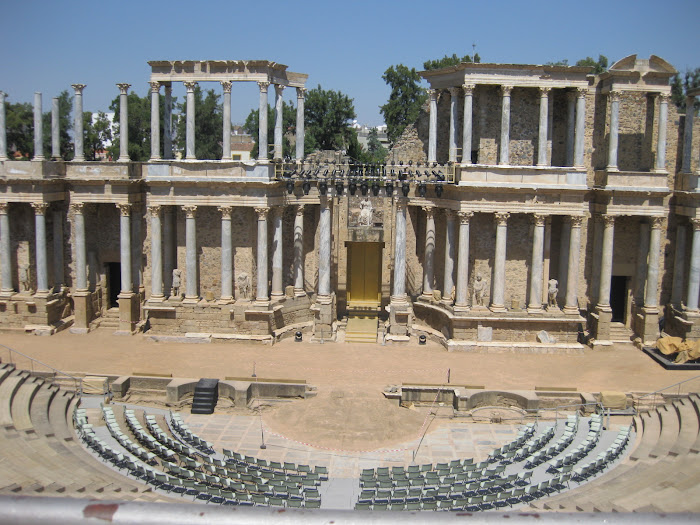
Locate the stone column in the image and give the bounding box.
[218,206,233,303]
[499,85,512,165]
[163,83,173,160]
[683,95,695,173]
[70,203,87,291]
[274,85,284,160]
[31,203,49,295]
[149,82,161,161]
[443,210,456,304]
[671,223,687,307]
[687,219,700,311]
[448,87,459,163]
[52,209,63,288]
[421,206,435,298]
[597,215,615,308]
[258,82,269,161]
[318,198,332,301]
[455,211,473,309]
[558,217,571,303]
[255,207,269,304]
[117,83,131,162]
[428,89,438,164]
[118,203,132,293]
[33,92,44,161]
[293,205,305,296]
[148,205,163,301]
[574,87,587,167]
[528,214,545,312]
[644,217,663,309]
[221,81,232,160]
[537,87,550,166]
[184,82,197,160]
[564,216,583,315]
[607,91,620,171]
[541,216,552,304]
[163,207,175,294]
[392,199,407,302]
[0,92,7,161]
[491,212,509,311]
[461,85,474,164]
[656,93,669,171]
[565,91,576,166]
[183,205,198,301]
[271,206,284,299]
[72,84,85,161]
[634,221,650,304]
[0,203,11,294]
[51,97,60,160]
[295,88,306,161]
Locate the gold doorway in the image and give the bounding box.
[347,242,382,308]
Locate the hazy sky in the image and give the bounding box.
[2,0,698,126]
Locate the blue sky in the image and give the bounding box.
[1,0,698,127]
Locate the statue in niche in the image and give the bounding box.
[237,273,251,300]
[548,279,559,307]
[19,264,30,293]
[171,269,182,298]
[473,273,487,307]
[358,197,373,227]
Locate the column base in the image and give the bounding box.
[72,289,91,331]
[270,292,285,302]
[117,292,139,333]
[453,304,470,313]
[217,296,234,305]
[592,304,613,342]
[312,293,336,340]
[253,298,270,309]
[294,288,306,298]
[639,306,660,346]
[387,299,413,336]
[390,294,409,306]
[562,305,580,316]
[33,290,50,300]
[148,294,165,304]
[182,295,200,304]
[316,294,332,306]
[490,304,507,313]
[527,305,544,314]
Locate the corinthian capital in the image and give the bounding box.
[117,83,131,95]
[495,212,510,225]
[183,81,197,92]
[220,81,232,94]
[258,81,270,93]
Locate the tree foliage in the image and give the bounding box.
[243,101,296,158]
[303,85,356,153]
[671,68,700,115]
[84,112,112,161]
[5,100,33,158]
[575,55,608,75]
[174,85,222,160]
[380,64,427,145]
[423,53,481,71]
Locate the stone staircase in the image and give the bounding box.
[530,394,700,513]
[345,315,379,344]
[91,307,120,330]
[609,322,633,343]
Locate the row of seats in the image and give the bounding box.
[524,417,579,469]
[101,405,158,464]
[547,414,604,473]
[486,423,537,462]
[169,412,215,454]
[222,449,328,480]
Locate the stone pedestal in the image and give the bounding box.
[117,291,139,333]
[387,299,413,337]
[591,305,613,346]
[311,293,336,341]
[639,307,660,347]
[70,290,92,333]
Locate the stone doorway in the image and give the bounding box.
[347,242,382,309]
[106,262,120,308]
[610,275,629,324]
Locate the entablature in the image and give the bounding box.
[148,60,308,88]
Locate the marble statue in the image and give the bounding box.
[19,264,30,292]
[237,273,251,299]
[171,269,182,297]
[473,273,486,306]
[548,278,559,307]
[358,197,373,227]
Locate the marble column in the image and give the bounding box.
[295,88,306,161]
[499,86,512,165]
[274,85,284,160]
[117,83,131,162]
[687,219,700,311]
[0,203,11,293]
[541,216,552,303]
[443,210,456,304]
[258,82,269,161]
[558,217,571,302]
[148,205,163,301]
[671,223,687,306]
[149,82,161,161]
[271,206,284,299]
[455,211,473,309]
[461,85,474,164]
[644,217,663,309]
[682,95,695,173]
[184,82,197,160]
[392,199,407,302]
[448,87,459,163]
[318,198,331,301]
[491,212,509,311]
[163,83,173,160]
[633,221,650,304]
[293,205,305,296]
[118,203,132,293]
[421,206,435,298]
[656,93,669,171]
[255,207,269,303]
[221,81,232,160]
[72,84,86,161]
[607,91,620,170]
[574,87,587,167]
[71,203,87,291]
[218,206,233,303]
[163,206,175,295]
[183,205,198,300]
[31,203,49,295]
[52,209,63,288]
[528,214,545,312]
[565,91,576,167]
[51,97,60,160]
[564,216,583,315]
[33,93,44,161]
[597,215,616,309]
[537,87,550,166]
[0,92,7,161]
[428,89,438,164]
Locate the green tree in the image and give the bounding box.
[84,112,112,161]
[243,101,296,158]
[39,90,74,160]
[366,127,387,163]
[380,64,427,144]
[175,85,222,160]
[5,100,33,159]
[303,85,356,153]
[671,68,700,115]
[423,52,481,71]
[575,55,608,75]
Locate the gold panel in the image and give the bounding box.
[347,242,381,307]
